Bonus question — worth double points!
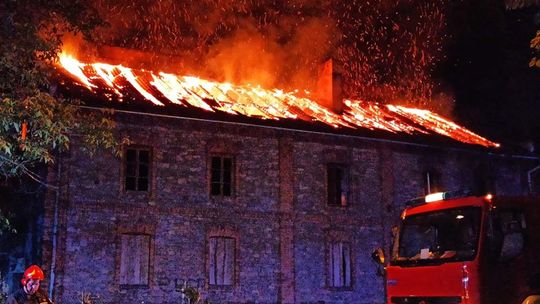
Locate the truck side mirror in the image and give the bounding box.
[371,248,386,265]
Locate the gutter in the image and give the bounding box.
[78,105,540,160]
[48,153,61,300]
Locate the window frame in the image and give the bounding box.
[209,154,235,197]
[326,163,350,207]
[530,170,540,194]
[123,146,152,193]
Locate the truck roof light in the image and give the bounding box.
[425,192,445,203]
[405,190,474,207]
[484,193,493,203]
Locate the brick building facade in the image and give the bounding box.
[40,109,537,304]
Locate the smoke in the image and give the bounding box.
[60,33,97,61]
[201,16,339,90]
[66,0,451,110]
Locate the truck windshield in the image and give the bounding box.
[392,206,482,266]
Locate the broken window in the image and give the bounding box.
[210,156,234,196]
[327,164,349,206]
[125,148,151,191]
[208,237,235,286]
[119,234,150,286]
[328,242,352,287]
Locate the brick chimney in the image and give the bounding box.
[316,58,343,114]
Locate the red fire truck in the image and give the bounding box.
[372,192,540,304]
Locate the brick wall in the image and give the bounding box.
[41,111,536,304]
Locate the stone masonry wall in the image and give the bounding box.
[42,111,537,304]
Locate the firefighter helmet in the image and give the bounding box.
[21,265,45,285]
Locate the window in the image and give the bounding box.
[424,170,441,195]
[489,209,526,261]
[119,234,150,286]
[327,164,349,206]
[125,148,150,191]
[210,156,234,196]
[208,237,235,286]
[529,170,540,195]
[328,242,351,287]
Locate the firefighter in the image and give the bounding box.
[7,265,53,304]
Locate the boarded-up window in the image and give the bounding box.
[327,164,349,206]
[208,237,235,285]
[210,156,234,196]
[120,234,150,286]
[125,148,151,191]
[328,242,351,287]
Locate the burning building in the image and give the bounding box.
[35,51,537,304]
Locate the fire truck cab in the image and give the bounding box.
[372,192,540,304]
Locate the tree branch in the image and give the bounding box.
[0,154,58,190]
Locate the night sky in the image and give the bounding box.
[441,2,540,148]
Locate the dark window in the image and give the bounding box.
[125,148,150,191]
[498,210,526,234]
[530,171,540,195]
[119,234,151,286]
[327,164,349,206]
[488,209,526,261]
[208,237,235,286]
[210,156,233,196]
[424,170,441,195]
[328,242,351,287]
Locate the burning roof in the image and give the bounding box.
[57,53,499,148]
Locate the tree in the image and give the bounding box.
[504,0,540,67]
[0,0,120,234]
[0,0,119,180]
[511,1,540,69]
[505,0,540,9]
[530,30,540,67]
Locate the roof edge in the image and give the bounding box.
[77,105,539,160]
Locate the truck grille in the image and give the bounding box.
[391,296,462,304]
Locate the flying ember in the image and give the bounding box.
[57,52,499,148]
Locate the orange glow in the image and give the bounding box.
[386,105,501,148]
[21,121,27,140]
[58,53,96,90]
[57,53,500,148]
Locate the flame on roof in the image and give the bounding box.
[57,53,499,148]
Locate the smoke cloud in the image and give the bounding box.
[64,0,452,111]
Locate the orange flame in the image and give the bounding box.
[57,53,499,148]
